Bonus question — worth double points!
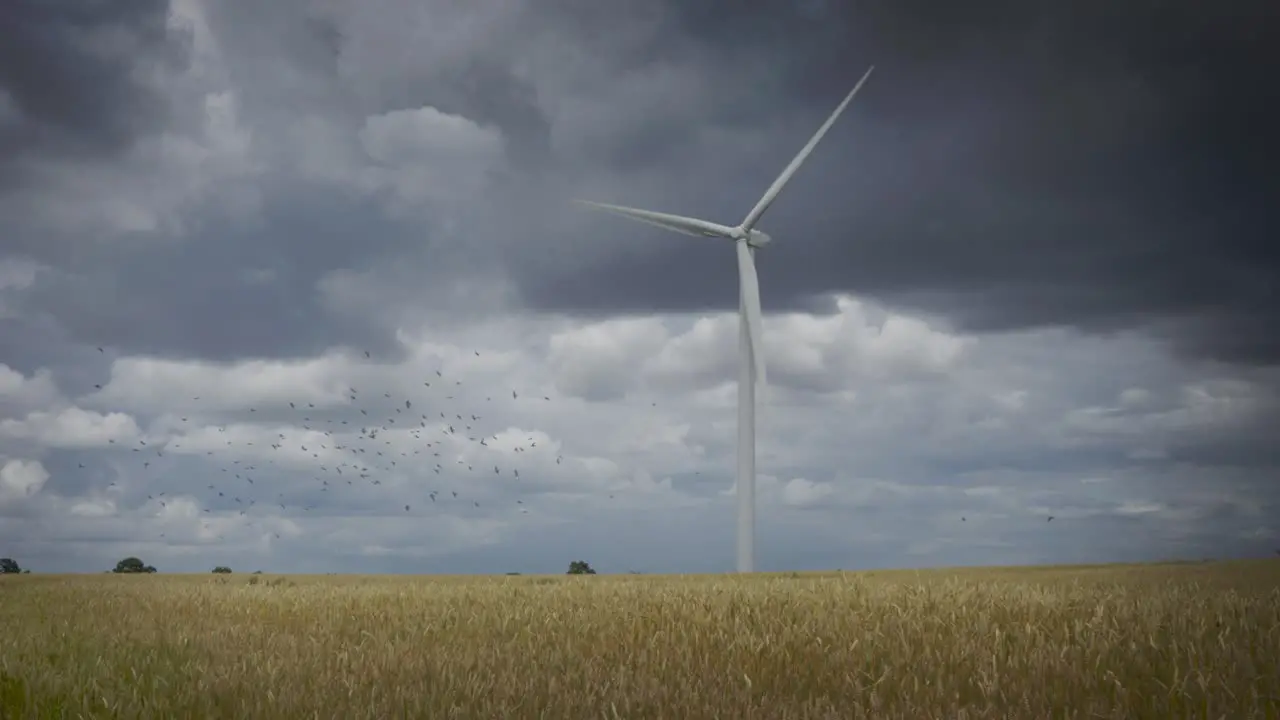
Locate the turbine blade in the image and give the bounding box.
[736,240,767,395]
[574,200,737,238]
[738,65,874,232]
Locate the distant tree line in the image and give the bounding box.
[5,556,607,575]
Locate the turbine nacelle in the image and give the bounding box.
[725,226,771,248]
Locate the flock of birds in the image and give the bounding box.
[89,347,616,543]
[79,345,1060,548]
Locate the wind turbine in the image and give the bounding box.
[576,66,875,573]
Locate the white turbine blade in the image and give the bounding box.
[736,240,767,394]
[574,200,738,238]
[738,65,874,232]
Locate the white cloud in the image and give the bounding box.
[4,291,1277,572]
[0,365,60,417]
[1118,387,1150,408]
[780,477,835,507]
[993,389,1028,412]
[88,354,356,414]
[7,309,1278,572]
[0,459,49,505]
[0,257,40,293]
[549,318,669,400]
[357,107,505,211]
[963,485,1007,498]
[0,407,141,449]
[1114,501,1164,516]
[1063,376,1276,445]
[70,498,118,518]
[547,295,972,403]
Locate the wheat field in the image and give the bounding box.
[1,560,1277,719]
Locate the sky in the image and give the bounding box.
[1,0,1277,574]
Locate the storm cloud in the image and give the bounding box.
[523,0,1280,366]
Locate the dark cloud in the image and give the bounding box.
[0,316,67,377]
[519,0,1280,365]
[16,188,420,362]
[4,0,1276,369]
[30,451,99,498]
[0,0,559,363]
[201,0,552,171]
[0,0,187,184]
[195,0,349,123]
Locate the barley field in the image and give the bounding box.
[2,560,1278,719]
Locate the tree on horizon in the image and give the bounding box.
[112,557,157,574]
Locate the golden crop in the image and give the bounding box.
[2,560,1277,719]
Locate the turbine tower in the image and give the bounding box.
[576,66,874,572]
